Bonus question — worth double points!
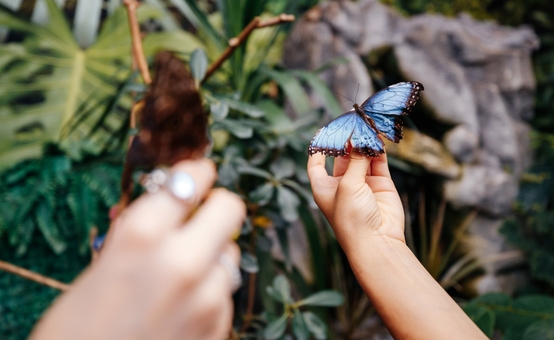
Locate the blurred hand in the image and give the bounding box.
[31,158,246,340]
[307,151,405,252]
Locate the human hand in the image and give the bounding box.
[31,158,246,340]
[307,151,405,252]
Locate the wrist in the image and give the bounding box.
[341,234,409,273]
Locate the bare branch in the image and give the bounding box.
[202,14,295,84]
[124,0,152,85]
[0,260,70,292]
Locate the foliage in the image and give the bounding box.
[0,145,122,255]
[0,230,89,339]
[0,0,203,168]
[262,275,343,339]
[0,0,354,339]
[464,292,554,339]
[500,132,554,287]
[403,192,480,291]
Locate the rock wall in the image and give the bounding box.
[284,0,539,294]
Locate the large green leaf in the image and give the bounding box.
[0,1,203,168]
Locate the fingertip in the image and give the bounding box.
[371,151,392,178]
[343,150,371,181]
[307,153,328,180]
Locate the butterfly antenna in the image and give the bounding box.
[355,83,360,104]
[334,91,355,105]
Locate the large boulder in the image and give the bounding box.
[283,0,539,295]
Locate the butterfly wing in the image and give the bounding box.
[308,112,384,157]
[361,81,424,142]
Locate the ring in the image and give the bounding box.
[141,168,196,201]
[219,253,242,292]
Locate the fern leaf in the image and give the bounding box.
[35,200,67,254]
[67,173,98,238]
[15,217,36,256]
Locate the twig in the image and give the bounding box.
[123,0,152,85]
[0,260,70,292]
[202,14,295,84]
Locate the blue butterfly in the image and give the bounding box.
[308,81,424,157]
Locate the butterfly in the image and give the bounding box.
[308,81,424,157]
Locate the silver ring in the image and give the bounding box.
[141,168,196,201]
[219,253,242,292]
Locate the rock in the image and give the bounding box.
[385,129,460,179]
[394,43,479,128]
[283,5,373,112]
[464,215,528,295]
[283,0,539,295]
[443,124,479,163]
[357,0,401,53]
[444,164,519,215]
[473,82,519,170]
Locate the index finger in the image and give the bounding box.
[114,158,217,245]
[307,153,329,182]
[176,189,246,263]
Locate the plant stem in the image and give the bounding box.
[0,260,70,291]
[123,0,152,85]
[240,219,259,333]
[202,14,295,84]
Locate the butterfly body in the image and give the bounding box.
[308,81,423,157]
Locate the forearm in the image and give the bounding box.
[346,235,486,340]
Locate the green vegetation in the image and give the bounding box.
[1,0,554,339]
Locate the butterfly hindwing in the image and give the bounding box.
[350,115,385,157]
[371,114,403,143]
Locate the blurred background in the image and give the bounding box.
[1,0,554,339]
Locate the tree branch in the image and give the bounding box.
[0,260,70,292]
[202,14,295,84]
[124,0,152,85]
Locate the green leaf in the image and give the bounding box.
[212,118,253,139]
[249,182,275,206]
[263,313,288,340]
[273,274,292,303]
[270,157,295,180]
[293,70,343,117]
[292,309,310,340]
[523,320,554,340]
[240,252,259,273]
[190,48,208,83]
[266,286,284,303]
[281,179,317,209]
[303,311,327,339]
[277,186,300,222]
[236,162,273,180]
[295,290,344,307]
[463,303,495,337]
[210,101,229,119]
[260,67,312,115]
[218,97,265,118]
[168,0,223,50]
[35,200,66,253]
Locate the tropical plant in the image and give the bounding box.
[464,292,554,339]
[500,132,554,288]
[0,0,202,167]
[0,0,355,338]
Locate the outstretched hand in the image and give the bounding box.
[31,158,246,340]
[307,151,405,251]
